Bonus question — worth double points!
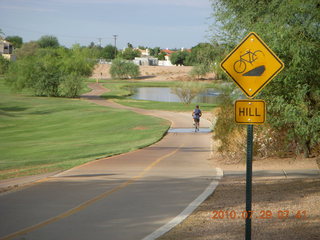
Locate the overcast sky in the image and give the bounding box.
[0,0,214,49]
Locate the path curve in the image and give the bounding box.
[0,83,222,240]
[81,82,213,129]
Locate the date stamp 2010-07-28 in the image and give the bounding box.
[211,210,307,220]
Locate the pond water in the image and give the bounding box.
[130,87,220,104]
[130,87,219,103]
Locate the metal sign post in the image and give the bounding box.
[245,124,253,240]
[220,32,284,240]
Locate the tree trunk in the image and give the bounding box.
[303,140,311,158]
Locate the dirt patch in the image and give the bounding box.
[158,177,320,240]
[132,126,149,130]
[91,64,216,81]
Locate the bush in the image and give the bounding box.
[0,56,10,75]
[253,126,297,158]
[110,59,140,79]
[120,48,141,60]
[15,41,39,59]
[212,83,299,161]
[5,47,94,97]
[170,50,190,66]
[61,45,95,77]
[60,73,83,98]
[211,0,320,158]
[212,83,248,162]
[189,64,211,79]
[6,54,63,96]
[171,81,206,104]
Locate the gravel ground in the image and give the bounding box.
[158,176,320,240]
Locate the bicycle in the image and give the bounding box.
[233,50,264,74]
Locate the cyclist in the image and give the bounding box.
[192,105,202,132]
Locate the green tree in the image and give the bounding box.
[120,48,141,60]
[157,52,166,60]
[5,36,23,48]
[61,44,96,77]
[6,47,95,97]
[170,50,190,65]
[187,43,216,65]
[210,0,320,157]
[15,41,40,59]
[6,53,62,96]
[110,58,140,79]
[0,55,10,75]
[100,44,117,60]
[149,47,161,57]
[38,35,60,48]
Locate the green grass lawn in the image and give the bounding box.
[0,78,170,179]
[99,80,218,111]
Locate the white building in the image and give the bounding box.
[0,40,15,61]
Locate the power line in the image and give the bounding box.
[2,24,113,41]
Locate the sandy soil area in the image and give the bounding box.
[157,144,320,240]
[158,176,320,240]
[91,64,216,81]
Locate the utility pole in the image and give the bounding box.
[113,35,118,48]
[97,38,102,47]
[113,35,118,57]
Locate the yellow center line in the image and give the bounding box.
[1,144,183,240]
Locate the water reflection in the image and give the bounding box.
[130,87,220,104]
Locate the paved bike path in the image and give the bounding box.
[0,83,221,240]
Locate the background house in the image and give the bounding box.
[0,40,16,61]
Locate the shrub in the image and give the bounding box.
[170,50,190,66]
[15,41,39,59]
[120,48,141,60]
[0,56,10,75]
[212,83,299,161]
[6,55,61,96]
[5,47,93,97]
[110,59,140,79]
[212,83,246,162]
[189,64,211,80]
[171,81,206,104]
[60,73,83,98]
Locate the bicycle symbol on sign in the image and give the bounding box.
[233,50,265,75]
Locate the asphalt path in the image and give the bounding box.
[0,83,221,240]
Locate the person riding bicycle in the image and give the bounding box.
[192,105,202,131]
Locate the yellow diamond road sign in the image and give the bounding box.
[221,32,284,98]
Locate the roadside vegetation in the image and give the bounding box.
[0,78,169,179]
[6,44,94,98]
[210,0,320,159]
